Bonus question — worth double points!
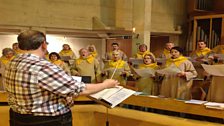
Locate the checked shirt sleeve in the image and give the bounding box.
[38,64,86,97]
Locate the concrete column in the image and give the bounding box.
[143,0,152,49]
[101,38,106,69]
[132,0,152,55]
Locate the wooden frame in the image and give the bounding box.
[191,14,224,50]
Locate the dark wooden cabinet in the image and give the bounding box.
[188,0,224,13]
[186,0,224,52]
[187,14,224,52]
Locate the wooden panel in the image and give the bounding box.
[1,105,223,126]
[221,18,224,44]
[0,92,7,102]
[187,0,197,13]
[0,106,9,126]
[194,14,224,20]
[123,95,224,119]
[150,35,169,57]
[1,92,224,119]
[94,108,223,126]
[213,0,224,11]
[191,14,224,50]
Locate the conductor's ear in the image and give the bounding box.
[41,41,48,50]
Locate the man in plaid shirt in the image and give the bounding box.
[4,30,119,126]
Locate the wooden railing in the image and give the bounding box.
[1,92,224,119]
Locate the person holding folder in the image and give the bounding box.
[102,50,131,86]
[0,48,16,67]
[105,42,127,61]
[0,48,16,91]
[134,54,159,95]
[190,40,211,60]
[59,43,76,61]
[208,43,224,64]
[49,52,71,75]
[12,42,22,55]
[190,40,212,79]
[160,42,174,59]
[87,44,98,59]
[71,48,101,83]
[133,44,155,60]
[160,47,197,100]
[4,30,119,126]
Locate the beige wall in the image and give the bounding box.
[151,0,187,46]
[0,0,188,54]
[115,0,133,30]
[151,0,187,34]
[100,0,116,27]
[0,0,133,30]
[0,0,187,31]
[0,0,101,29]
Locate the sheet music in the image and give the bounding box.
[204,102,224,107]
[185,99,207,105]
[214,54,224,60]
[90,86,123,99]
[129,58,143,64]
[68,60,75,65]
[89,86,135,108]
[133,68,155,77]
[156,64,181,75]
[60,56,71,61]
[105,88,135,108]
[204,102,224,110]
[201,64,224,76]
[72,76,82,82]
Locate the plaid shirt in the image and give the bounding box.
[4,53,86,116]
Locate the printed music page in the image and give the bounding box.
[133,68,155,77]
[202,64,224,76]
[156,64,181,75]
[89,86,135,108]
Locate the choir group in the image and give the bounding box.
[1,39,224,102]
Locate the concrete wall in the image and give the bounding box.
[100,0,116,27]
[151,0,187,34]
[115,0,133,30]
[150,0,187,46]
[0,0,187,33]
[0,0,188,54]
[0,0,101,29]
[0,0,133,30]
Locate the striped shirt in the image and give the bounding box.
[4,53,86,116]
